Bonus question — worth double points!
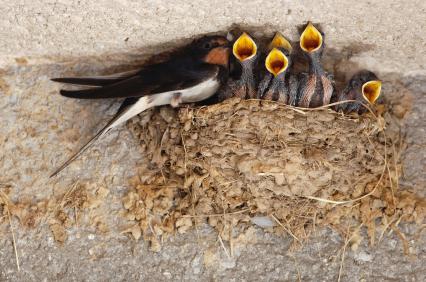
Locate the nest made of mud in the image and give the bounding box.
[122,99,424,252]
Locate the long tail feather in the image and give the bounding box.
[49,123,112,178]
[52,77,122,86]
[50,96,150,178]
[51,69,139,86]
[58,75,148,99]
[59,88,101,99]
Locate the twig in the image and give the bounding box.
[180,132,188,184]
[338,225,362,282]
[230,225,234,258]
[290,255,302,282]
[301,100,358,110]
[312,211,317,234]
[287,107,307,115]
[337,232,349,282]
[391,143,400,210]
[55,181,80,211]
[218,235,231,260]
[180,209,250,218]
[392,226,410,255]
[6,203,20,271]
[261,132,269,147]
[271,214,301,243]
[378,215,404,243]
[257,172,284,176]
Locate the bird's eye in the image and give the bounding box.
[203,42,212,49]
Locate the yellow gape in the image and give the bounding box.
[362,80,382,104]
[300,22,323,53]
[233,32,257,61]
[265,48,289,77]
[269,32,292,52]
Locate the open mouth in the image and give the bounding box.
[300,22,323,53]
[269,32,292,52]
[233,32,257,62]
[362,80,382,104]
[265,48,289,76]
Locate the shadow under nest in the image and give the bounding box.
[122,98,425,252]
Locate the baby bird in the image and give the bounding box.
[229,32,259,99]
[335,70,382,114]
[297,22,334,108]
[257,32,298,104]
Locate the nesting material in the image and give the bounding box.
[0,182,111,246]
[122,98,424,251]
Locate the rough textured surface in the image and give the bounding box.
[121,98,423,257]
[0,0,425,281]
[1,0,426,76]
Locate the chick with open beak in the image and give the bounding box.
[335,70,382,114]
[230,32,259,99]
[257,32,298,104]
[296,22,334,108]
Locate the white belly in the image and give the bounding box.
[151,77,219,105]
[109,77,219,130]
[181,77,220,102]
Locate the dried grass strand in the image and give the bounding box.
[218,235,231,259]
[0,191,20,271]
[181,208,250,218]
[271,214,301,243]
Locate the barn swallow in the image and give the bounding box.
[335,70,382,114]
[296,22,334,108]
[257,32,298,104]
[230,32,259,99]
[50,35,230,177]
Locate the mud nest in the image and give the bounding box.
[122,99,425,252]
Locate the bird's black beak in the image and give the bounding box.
[232,32,257,62]
[265,48,289,77]
[362,80,382,104]
[269,32,292,52]
[300,22,323,53]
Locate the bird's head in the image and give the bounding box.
[269,32,292,52]
[192,35,231,67]
[265,32,292,77]
[349,70,382,104]
[265,48,290,77]
[232,32,258,63]
[300,22,324,59]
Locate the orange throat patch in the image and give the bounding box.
[204,47,230,66]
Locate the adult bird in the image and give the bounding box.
[50,35,231,177]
